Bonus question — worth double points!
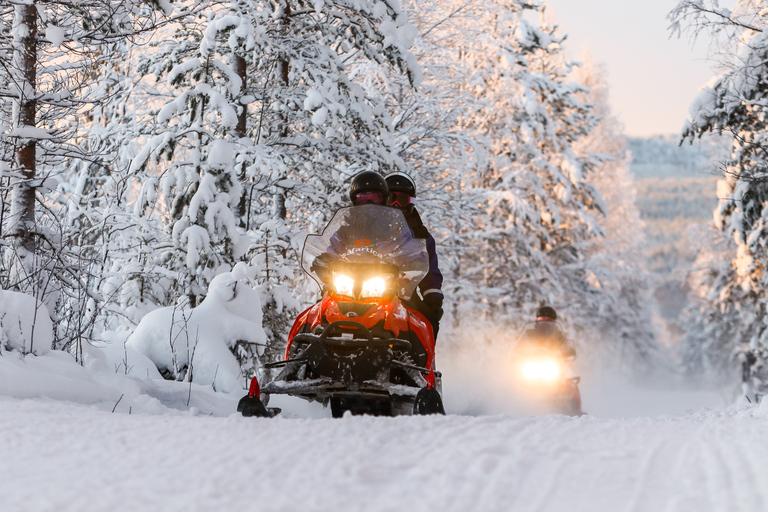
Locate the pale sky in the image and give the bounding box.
[545,0,716,137]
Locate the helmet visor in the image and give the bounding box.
[354,191,385,205]
[388,191,414,209]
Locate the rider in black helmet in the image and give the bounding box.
[349,171,388,205]
[524,306,575,357]
[384,171,444,339]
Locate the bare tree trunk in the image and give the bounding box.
[9,3,38,256]
[234,52,249,226]
[234,54,247,140]
[274,1,291,222]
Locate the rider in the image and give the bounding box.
[523,306,575,357]
[349,170,388,206]
[384,172,444,339]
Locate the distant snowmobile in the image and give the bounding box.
[508,324,582,416]
[238,205,445,418]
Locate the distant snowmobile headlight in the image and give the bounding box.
[361,276,389,298]
[522,360,561,381]
[333,272,355,297]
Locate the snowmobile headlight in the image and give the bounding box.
[333,272,355,297]
[522,360,561,381]
[361,276,389,298]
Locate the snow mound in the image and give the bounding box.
[0,348,242,416]
[0,289,52,355]
[126,270,267,393]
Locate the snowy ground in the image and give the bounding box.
[2,395,767,512]
[1,350,764,512]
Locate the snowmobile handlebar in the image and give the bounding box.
[306,320,412,350]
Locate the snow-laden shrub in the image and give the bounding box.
[126,267,266,393]
[0,289,53,355]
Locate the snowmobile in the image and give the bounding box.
[508,326,582,416]
[238,205,445,418]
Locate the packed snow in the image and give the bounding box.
[0,299,756,512]
[0,361,763,512]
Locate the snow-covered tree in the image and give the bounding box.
[383,1,652,362]
[448,0,605,332]
[679,224,743,385]
[670,0,768,395]
[0,0,169,354]
[130,9,251,308]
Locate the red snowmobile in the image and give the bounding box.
[508,325,582,416]
[238,205,445,418]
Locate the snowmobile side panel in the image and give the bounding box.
[404,308,435,371]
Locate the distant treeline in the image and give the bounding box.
[628,135,731,179]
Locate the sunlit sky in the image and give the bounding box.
[545,0,717,137]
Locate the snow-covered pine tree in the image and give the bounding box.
[679,224,742,386]
[670,0,768,396]
[444,0,605,337]
[130,6,251,309]
[376,0,632,356]
[0,0,168,354]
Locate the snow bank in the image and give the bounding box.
[126,270,267,393]
[0,289,53,355]
[0,349,241,416]
[0,268,268,416]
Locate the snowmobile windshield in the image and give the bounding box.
[302,205,429,300]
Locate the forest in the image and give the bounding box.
[1,0,766,401]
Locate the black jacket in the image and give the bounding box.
[402,208,443,300]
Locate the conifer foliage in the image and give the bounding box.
[382,0,658,365]
[671,0,768,395]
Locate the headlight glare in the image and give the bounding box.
[333,273,355,297]
[361,276,388,298]
[522,360,561,381]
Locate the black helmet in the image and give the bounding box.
[385,172,416,197]
[536,306,557,321]
[349,171,388,205]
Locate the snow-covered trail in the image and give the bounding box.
[2,397,767,512]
